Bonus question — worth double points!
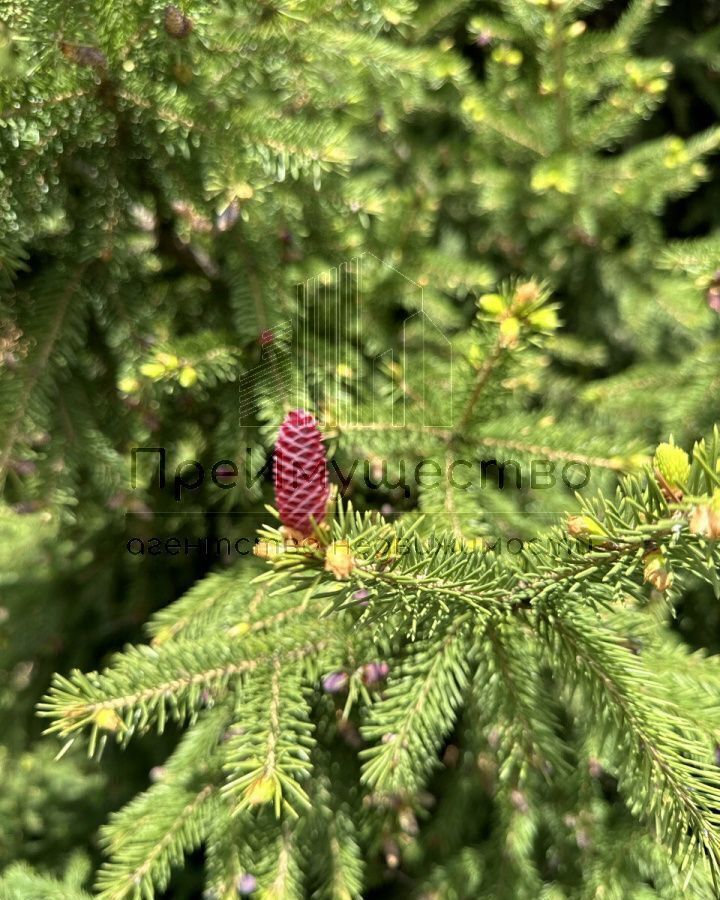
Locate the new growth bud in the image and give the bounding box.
[689,491,720,540]
[654,442,690,490]
[643,550,673,592]
[324,540,355,579]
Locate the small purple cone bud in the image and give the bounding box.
[337,714,363,749]
[13,500,42,515]
[576,828,591,850]
[352,588,370,606]
[11,459,37,477]
[510,788,529,813]
[60,42,108,70]
[164,4,193,38]
[384,838,400,869]
[216,200,240,232]
[709,285,720,314]
[322,671,348,694]
[707,271,720,314]
[361,661,389,686]
[107,492,126,510]
[237,874,257,895]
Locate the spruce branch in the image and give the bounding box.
[95,707,232,899]
[0,865,92,900]
[473,435,630,472]
[39,631,335,745]
[323,810,364,900]
[0,262,88,491]
[475,622,571,782]
[222,657,315,817]
[146,571,266,644]
[263,826,304,900]
[361,619,472,794]
[96,786,217,900]
[454,333,505,435]
[540,608,720,885]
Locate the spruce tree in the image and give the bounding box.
[1,0,720,898]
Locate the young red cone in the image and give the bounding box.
[274,409,329,536]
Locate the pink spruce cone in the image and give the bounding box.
[274,409,329,536]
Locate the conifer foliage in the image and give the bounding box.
[1,0,720,898]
